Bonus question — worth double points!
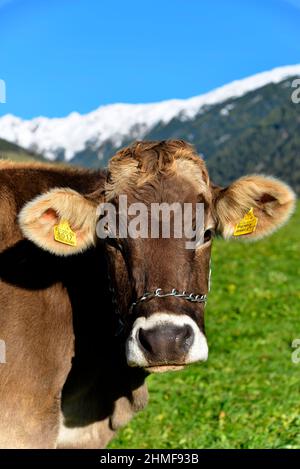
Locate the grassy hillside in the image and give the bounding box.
[45,77,300,197]
[109,203,300,449]
[0,137,45,162]
[145,76,300,194]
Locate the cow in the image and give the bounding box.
[0,140,295,448]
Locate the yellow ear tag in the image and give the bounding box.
[54,219,77,246]
[233,208,258,236]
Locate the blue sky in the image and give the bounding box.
[0,0,299,119]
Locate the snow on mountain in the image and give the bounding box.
[0,64,300,161]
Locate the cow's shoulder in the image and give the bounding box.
[0,161,106,250]
[0,160,106,196]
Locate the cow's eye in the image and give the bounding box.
[106,237,123,252]
[204,229,214,243]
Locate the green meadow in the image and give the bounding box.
[110,203,300,449]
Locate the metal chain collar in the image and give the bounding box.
[129,288,207,313]
[107,266,208,336]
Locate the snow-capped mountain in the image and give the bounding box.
[0,64,300,163]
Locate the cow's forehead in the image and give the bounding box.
[105,141,211,202]
[174,158,210,201]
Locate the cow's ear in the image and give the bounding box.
[19,188,98,255]
[213,175,296,240]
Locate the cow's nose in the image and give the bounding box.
[137,324,194,363]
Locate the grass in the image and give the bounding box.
[109,203,300,449]
[0,151,42,162]
[0,137,45,162]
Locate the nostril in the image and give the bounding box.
[137,328,153,354]
[180,325,194,351]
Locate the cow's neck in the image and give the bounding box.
[59,245,147,429]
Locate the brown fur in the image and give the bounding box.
[0,283,73,448]
[105,140,209,201]
[214,174,295,239]
[19,188,99,255]
[0,162,146,448]
[0,140,296,448]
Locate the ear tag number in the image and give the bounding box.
[233,208,258,236]
[54,219,77,246]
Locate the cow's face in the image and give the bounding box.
[106,232,212,373]
[19,140,295,373]
[102,144,214,372]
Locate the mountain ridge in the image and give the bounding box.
[0,64,299,162]
[0,137,46,163]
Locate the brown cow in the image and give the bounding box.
[0,140,295,448]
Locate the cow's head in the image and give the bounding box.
[19,140,295,373]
